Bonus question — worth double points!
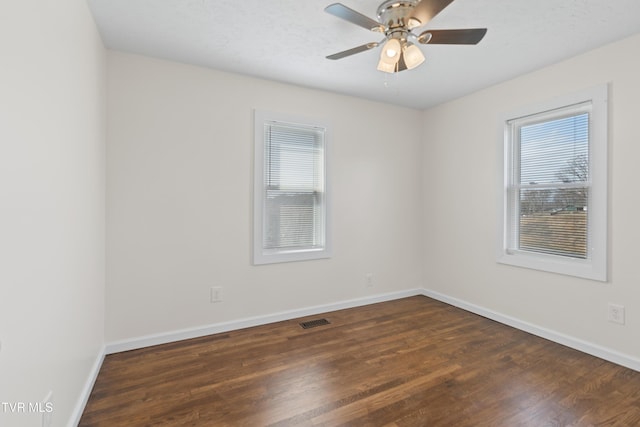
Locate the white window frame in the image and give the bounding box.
[253,110,331,265]
[497,85,608,281]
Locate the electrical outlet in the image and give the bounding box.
[608,303,625,325]
[365,273,373,288]
[210,287,223,303]
[42,390,53,427]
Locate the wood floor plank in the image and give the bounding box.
[80,296,640,426]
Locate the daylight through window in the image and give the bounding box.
[498,85,607,281]
[509,106,590,259]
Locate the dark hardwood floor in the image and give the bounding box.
[80,296,640,426]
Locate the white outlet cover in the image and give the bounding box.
[365,273,373,287]
[210,287,223,303]
[608,303,625,325]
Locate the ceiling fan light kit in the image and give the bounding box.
[325,0,487,74]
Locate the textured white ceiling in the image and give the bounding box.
[87,0,640,109]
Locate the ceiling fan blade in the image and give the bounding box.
[418,28,487,45]
[325,3,384,32]
[409,0,455,27]
[327,42,379,60]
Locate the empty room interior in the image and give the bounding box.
[3,0,640,426]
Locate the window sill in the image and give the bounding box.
[497,250,606,282]
[253,248,332,265]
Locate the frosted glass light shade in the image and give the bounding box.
[380,38,401,64]
[403,43,425,70]
[377,59,396,73]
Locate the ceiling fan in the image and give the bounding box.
[325,0,487,73]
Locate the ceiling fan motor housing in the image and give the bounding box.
[376,0,420,33]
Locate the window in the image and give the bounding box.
[253,110,331,264]
[498,85,608,281]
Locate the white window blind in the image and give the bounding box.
[253,110,331,265]
[263,123,325,251]
[507,105,590,259]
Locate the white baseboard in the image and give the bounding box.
[103,285,639,371]
[69,345,106,427]
[105,289,422,354]
[421,288,640,372]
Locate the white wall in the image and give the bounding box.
[422,33,640,360]
[0,1,106,426]
[106,52,424,343]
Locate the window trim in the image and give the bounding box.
[253,109,332,265]
[497,85,608,281]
